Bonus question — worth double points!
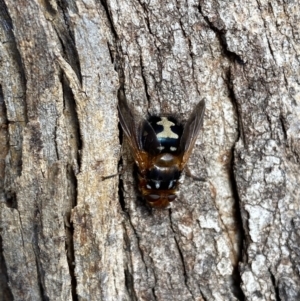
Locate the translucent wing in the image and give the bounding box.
[118,92,160,173]
[118,92,142,149]
[179,99,206,168]
[140,119,161,156]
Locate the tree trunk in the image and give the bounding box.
[0,0,299,300]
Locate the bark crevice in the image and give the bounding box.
[32,220,49,301]
[139,54,151,104]
[99,0,118,38]
[124,268,137,301]
[118,157,126,212]
[198,4,245,65]
[56,1,82,84]
[60,69,81,300]
[65,164,78,301]
[225,65,246,301]
[0,234,14,301]
[62,75,82,169]
[123,223,138,301]
[269,268,281,301]
[168,209,196,300]
[229,150,246,301]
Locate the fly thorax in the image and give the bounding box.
[148,116,183,153]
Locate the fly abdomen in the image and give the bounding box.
[146,166,181,190]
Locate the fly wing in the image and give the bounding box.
[179,99,206,169]
[140,119,161,156]
[118,92,159,173]
[118,91,142,150]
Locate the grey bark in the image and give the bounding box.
[0,0,299,301]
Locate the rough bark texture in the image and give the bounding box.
[0,0,299,301]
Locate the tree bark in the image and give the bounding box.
[0,0,299,301]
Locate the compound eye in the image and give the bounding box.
[148,194,160,201]
[168,194,176,202]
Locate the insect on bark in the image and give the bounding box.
[118,94,205,209]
